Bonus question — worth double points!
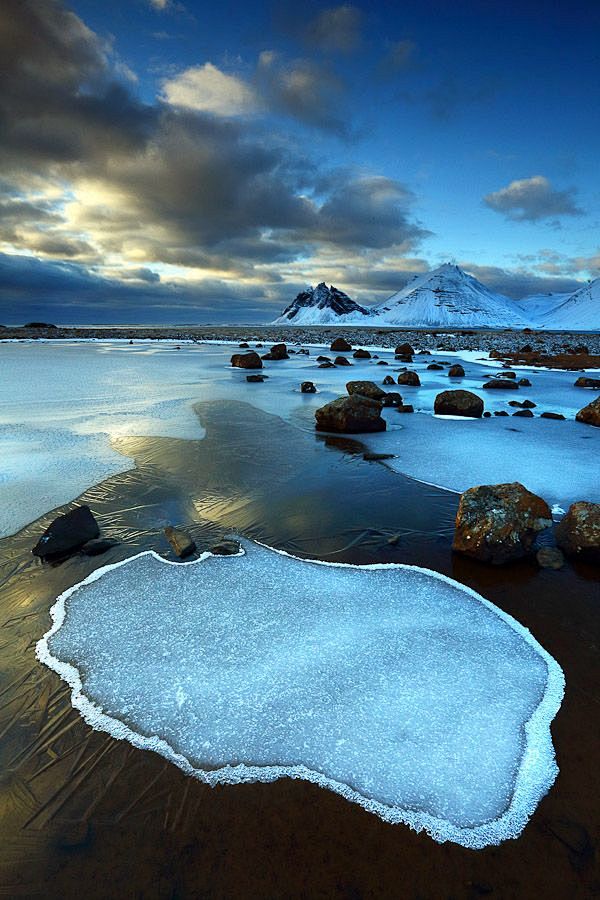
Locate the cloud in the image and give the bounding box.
[381,40,417,75]
[161,63,258,116]
[303,5,363,53]
[458,263,583,299]
[483,176,584,222]
[149,0,169,9]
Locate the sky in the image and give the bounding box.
[1,0,599,324]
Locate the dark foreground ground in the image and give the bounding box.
[0,402,598,899]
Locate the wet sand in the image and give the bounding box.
[0,402,598,898]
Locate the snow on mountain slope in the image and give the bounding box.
[272,282,372,325]
[535,278,600,331]
[371,264,529,329]
[514,292,572,323]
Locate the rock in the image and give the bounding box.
[434,390,484,418]
[334,355,352,366]
[512,409,534,417]
[452,482,552,564]
[427,363,444,370]
[417,349,431,355]
[231,351,262,369]
[376,360,388,365]
[519,378,532,387]
[300,381,316,393]
[496,371,516,379]
[536,547,565,570]
[353,348,371,359]
[210,539,241,556]
[574,377,600,389]
[318,361,335,368]
[33,505,100,559]
[397,371,421,387]
[346,380,387,401]
[448,364,465,377]
[396,404,414,413]
[80,538,119,557]
[540,411,565,420]
[395,342,414,356]
[494,410,509,416]
[382,375,395,385]
[246,374,266,382]
[315,395,386,434]
[483,379,519,390]
[363,452,395,461]
[316,355,331,363]
[483,411,491,417]
[575,396,600,427]
[519,344,533,353]
[395,354,413,363]
[262,342,289,361]
[330,337,352,352]
[555,502,600,562]
[238,342,249,348]
[383,391,403,406]
[509,399,536,408]
[164,526,196,558]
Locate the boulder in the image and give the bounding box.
[231,351,262,369]
[211,539,242,556]
[574,377,600,389]
[318,361,336,368]
[246,374,266,382]
[575,396,600,427]
[262,343,289,360]
[238,342,249,348]
[509,399,536,408]
[434,389,484,418]
[353,348,371,359]
[301,381,316,393]
[452,482,552,564]
[396,404,414,413]
[316,355,331,363]
[512,409,534,417]
[395,342,414,356]
[483,379,519,390]
[494,410,509,416]
[315,395,386,434]
[383,391,403,406]
[555,502,600,562]
[334,356,352,366]
[32,505,100,559]
[519,378,532,387]
[496,371,516,379]
[448,364,465,377]
[346,380,387,401]
[483,411,491,417]
[427,363,444,370]
[382,375,395,385]
[164,526,196,558]
[330,337,352,352]
[540,411,565,420]
[376,360,389,365]
[397,371,421,387]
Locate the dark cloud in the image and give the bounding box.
[303,5,363,53]
[424,74,500,120]
[459,263,583,299]
[483,176,583,222]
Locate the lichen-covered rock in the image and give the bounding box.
[231,351,262,369]
[164,526,196,558]
[33,505,100,559]
[555,502,600,562]
[453,482,552,564]
[315,395,386,434]
[575,396,600,427]
[448,364,465,377]
[330,337,352,352]
[397,371,421,387]
[434,390,483,418]
[346,380,387,401]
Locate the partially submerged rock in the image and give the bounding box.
[262,343,289,361]
[346,380,387,401]
[315,395,386,434]
[483,379,519,390]
[448,364,465,377]
[231,351,262,369]
[427,363,444,370]
[330,337,352,352]
[540,411,565,420]
[395,342,414,357]
[33,505,100,559]
[301,381,316,393]
[164,526,196,558]
[555,502,600,562]
[575,396,600,427]
[574,377,600,389]
[434,390,484,418]
[353,348,371,359]
[334,356,352,366]
[246,374,266,382]
[536,547,565,570]
[397,371,421,387]
[453,482,552,564]
[210,539,241,556]
[383,375,395,385]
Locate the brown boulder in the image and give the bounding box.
[231,351,262,369]
[448,364,465,377]
[334,355,352,366]
[483,379,519,390]
[382,375,395,385]
[575,396,600,427]
[346,380,387,401]
[330,337,352,352]
[427,362,444,370]
[434,389,484,418]
[395,342,414,356]
[540,411,565,420]
[315,395,386,433]
[555,502,600,562]
[301,381,316,393]
[262,342,289,360]
[353,348,371,359]
[574,377,600,389]
[453,482,552,564]
[164,526,196,558]
[397,371,421,387]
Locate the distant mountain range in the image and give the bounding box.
[272,264,599,331]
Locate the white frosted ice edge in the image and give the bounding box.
[35,540,564,849]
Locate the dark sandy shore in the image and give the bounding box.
[0,404,598,899]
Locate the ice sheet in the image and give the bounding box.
[37,539,564,849]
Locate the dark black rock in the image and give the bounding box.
[33,505,100,559]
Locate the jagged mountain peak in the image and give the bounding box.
[272,283,371,325]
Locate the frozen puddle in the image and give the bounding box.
[37,539,564,848]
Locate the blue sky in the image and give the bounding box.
[1,0,598,323]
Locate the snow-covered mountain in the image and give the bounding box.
[371,263,529,329]
[514,292,571,322]
[272,282,371,325]
[536,277,600,331]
